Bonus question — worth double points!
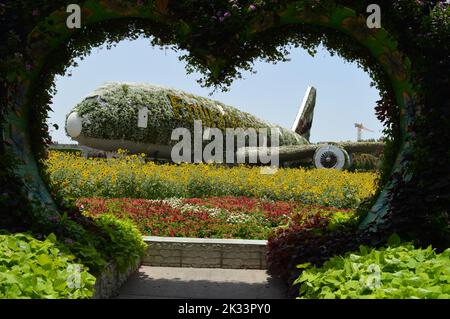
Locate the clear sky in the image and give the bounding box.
[48,37,383,144]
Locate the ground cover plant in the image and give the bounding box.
[45,151,378,209]
[0,233,95,299]
[294,237,450,299]
[0,207,146,299]
[78,197,356,240]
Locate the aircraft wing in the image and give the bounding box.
[276,142,385,162]
[238,141,384,165]
[274,142,385,162]
[338,142,384,155]
[238,144,324,163]
[277,144,322,162]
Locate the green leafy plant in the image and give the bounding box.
[22,204,146,277]
[294,237,450,299]
[0,233,96,299]
[327,211,359,231]
[91,214,147,272]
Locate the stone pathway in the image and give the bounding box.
[117,266,288,299]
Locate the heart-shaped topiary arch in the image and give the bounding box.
[1,1,448,248]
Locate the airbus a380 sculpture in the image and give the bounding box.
[65,82,383,170]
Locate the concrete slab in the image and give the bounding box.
[117,266,287,299]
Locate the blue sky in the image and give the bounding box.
[48,37,383,144]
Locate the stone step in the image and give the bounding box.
[143,236,268,269]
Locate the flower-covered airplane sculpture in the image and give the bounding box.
[65,82,383,170]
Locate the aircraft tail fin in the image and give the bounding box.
[291,86,316,142]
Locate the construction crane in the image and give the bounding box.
[354,123,374,141]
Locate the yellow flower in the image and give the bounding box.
[44,150,378,208]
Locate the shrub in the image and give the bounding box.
[350,153,381,171]
[28,206,146,276]
[91,214,147,272]
[294,239,450,299]
[0,233,95,299]
[267,206,363,295]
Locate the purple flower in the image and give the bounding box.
[249,4,257,11]
[224,12,231,17]
[219,16,225,22]
[26,64,32,71]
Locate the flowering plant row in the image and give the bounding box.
[45,151,378,209]
[77,196,356,240]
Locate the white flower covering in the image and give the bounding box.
[69,82,309,147]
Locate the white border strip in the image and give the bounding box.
[143,236,267,245]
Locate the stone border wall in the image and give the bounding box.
[92,258,141,299]
[143,236,268,269]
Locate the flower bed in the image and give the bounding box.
[78,197,356,240]
[46,151,378,209]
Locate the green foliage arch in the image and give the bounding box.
[0,0,448,248]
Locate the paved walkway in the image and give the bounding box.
[118,266,288,299]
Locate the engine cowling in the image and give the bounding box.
[313,144,351,170]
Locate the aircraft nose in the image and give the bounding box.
[66,112,82,138]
